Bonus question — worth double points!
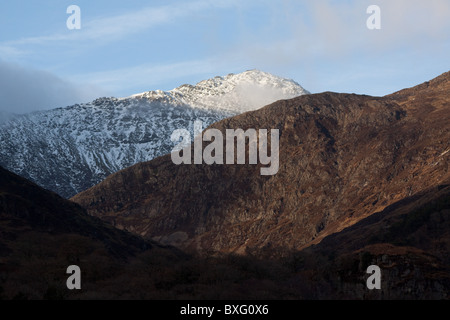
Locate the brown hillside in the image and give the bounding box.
[72,72,450,255]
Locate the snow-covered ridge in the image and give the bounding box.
[131,70,309,112]
[0,70,309,198]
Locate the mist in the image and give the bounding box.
[0,61,106,114]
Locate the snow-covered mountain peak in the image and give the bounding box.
[131,70,309,112]
[193,69,301,91]
[0,70,309,198]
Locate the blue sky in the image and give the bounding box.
[0,0,449,113]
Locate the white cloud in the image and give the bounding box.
[0,45,26,60]
[72,59,221,95]
[0,0,243,51]
[229,0,450,63]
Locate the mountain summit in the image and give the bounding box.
[72,71,450,255]
[0,70,308,198]
[132,70,309,112]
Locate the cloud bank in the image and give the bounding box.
[0,61,105,114]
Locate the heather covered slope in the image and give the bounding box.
[1,170,449,299]
[291,184,450,299]
[72,72,450,255]
[0,166,183,299]
[0,166,311,300]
